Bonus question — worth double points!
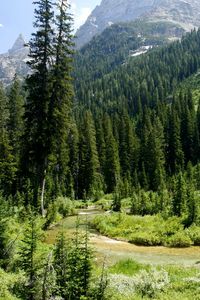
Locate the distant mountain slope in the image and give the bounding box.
[75,0,200,49]
[74,29,200,115]
[74,20,184,86]
[0,34,29,85]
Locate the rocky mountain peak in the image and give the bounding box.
[75,0,200,49]
[0,34,29,85]
[8,34,26,55]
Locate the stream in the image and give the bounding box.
[46,207,200,267]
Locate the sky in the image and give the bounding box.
[0,0,101,54]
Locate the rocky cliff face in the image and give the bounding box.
[148,0,200,30]
[0,34,29,85]
[76,0,200,49]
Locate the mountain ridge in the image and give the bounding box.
[0,34,29,86]
[75,0,200,49]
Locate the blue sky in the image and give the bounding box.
[0,0,101,53]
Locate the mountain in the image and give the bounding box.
[74,27,200,114]
[75,0,200,49]
[74,20,184,87]
[0,34,29,85]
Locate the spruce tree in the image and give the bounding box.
[54,231,69,298]
[172,173,188,217]
[21,0,55,210]
[21,0,74,212]
[68,121,79,199]
[19,217,43,300]
[78,111,103,199]
[48,0,74,198]
[103,114,120,193]
[54,226,92,300]
[8,76,24,163]
[0,84,16,195]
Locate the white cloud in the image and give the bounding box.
[0,24,3,28]
[70,1,92,31]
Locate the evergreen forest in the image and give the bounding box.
[1,0,200,299]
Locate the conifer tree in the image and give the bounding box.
[103,114,120,193]
[21,0,55,209]
[186,183,198,226]
[68,121,79,199]
[41,251,56,300]
[172,173,187,217]
[54,231,69,298]
[8,76,24,163]
[19,217,43,300]
[54,225,92,300]
[78,111,103,199]
[48,0,74,198]
[0,84,16,195]
[21,0,74,212]
[167,108,184,174]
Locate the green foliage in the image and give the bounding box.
[78,111,103,199]
[166,232,192,248]
[0,216,22,269]
[134,268,170,298]
[44,197,76,228]
[187,225,200,245]
[109,259,143,276]
[56,196,76,217]
[21,0,74,208]
[0,268,25,300]
[92,213,197,247]
[18,216,46,299]
[54,227,93,300]
[129,232,161,246]
[112,192,122,212]
[0,84,17,195]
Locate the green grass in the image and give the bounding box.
[106,258,200,300]
[109,259,146,276]
[92,212,200,247]
[45,207,200,299]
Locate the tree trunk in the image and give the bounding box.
[41,171,46,218]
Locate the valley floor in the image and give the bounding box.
[46,207,200,267]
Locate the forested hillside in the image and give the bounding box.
[74,20,184,85]
[0,24,200,212]
[1,0,200,298]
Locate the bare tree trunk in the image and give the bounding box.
[42,251,53,300]
[41,170,46,218]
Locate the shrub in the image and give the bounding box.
[108,274,135,297]
[109,259,143,276]
[44,202,61,229]
[134,268,170,298]
[92,213,193,247]
[187,225,200,245]
[0,268,25,300]
[129,232,161,246]
[44,197,76,229]
[167,231,192,247]
[56,197,76,217]
[95,198,112,211]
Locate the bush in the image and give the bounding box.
[92,213,194,247]
[129,232,161,246]
[187,225,200,245]
[44,197,76,228]
[0,268,25,300]
[167,231,192,247]
[109,259,143,276]
[56,197,76,217]
[134,268,170,298]
[108,274,135,297]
